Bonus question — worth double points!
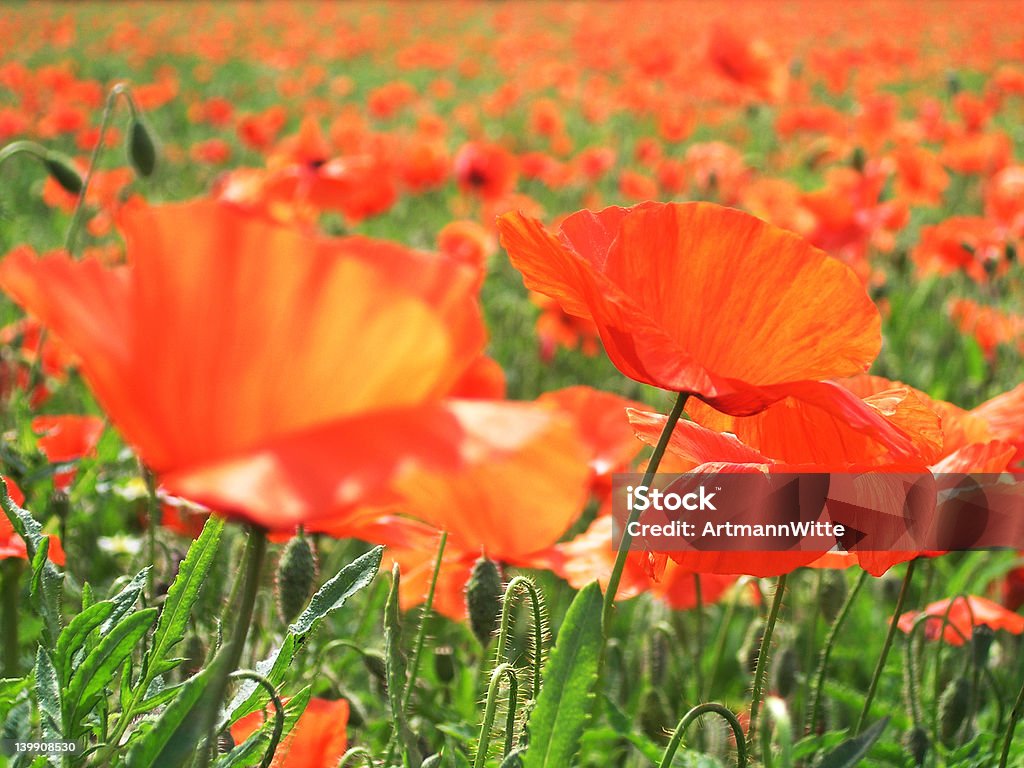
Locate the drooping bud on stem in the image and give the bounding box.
[127,118,158,177]
[43,151,84,195]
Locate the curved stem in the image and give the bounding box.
[603,391,690,634]
[493,575,546,700]
[660,702,748,768]
[0,140,48,165]
[856,558,917,734]
[747,574,787,755]
[475,663,518,768]
[403,530,447,713]
[225,671,284,768]
[807,569,868,734]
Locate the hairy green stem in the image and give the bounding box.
[747,574,788,754]
[493,575,546,700]
[807,569,868,734]
[856,559,917,734]
[475,663,518,768]
[660,702,748,768]
[602,391,689,634]
[403,531,447,713]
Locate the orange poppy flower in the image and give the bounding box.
[0,199,487,531]
[231,697,348,768]
[453,140,518,200]
[498,202,882,416]
[897,595,1024,646]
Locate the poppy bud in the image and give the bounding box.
[938,677,971,747]
[466,556,503,647]
[499,748,526,768]
[43,151,83,196]
[772,645,799,698]
[903,726,930,766]
[48,490,69,522]
[818,571,847,624]
[128,118,158,177]
[421,754,441,768]
[274,532,318,624]
[434,645,455,684]
[1006,242,1017,263]
[639,689,671,741]
[645,628,669,683]
[971,625,994,668]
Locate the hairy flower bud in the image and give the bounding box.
[938,677,971,747]
[466,556,503,647]
[275,532,317,624]
[818,571,847,624]
[772,645,799,698]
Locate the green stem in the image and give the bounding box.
[143,467,160,602]
[2,559,23,677]
[225,671,284,768]
[475,663,518,768]
[747,574,788,755]
[0,140,48,165]
[337,747,375,767]
[403,531,447,713]
[999,672,1024,768]
[602,391,689,634]
[807,569,868,734]
[660,702,748,768]
[493,575,546,700]
[856,559,917,734]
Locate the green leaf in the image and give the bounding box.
[442,736,473,768]
[65,608,157,730]
[522,582,603,768]
[288,545,383,639]
[125,650,231,768]
[34,649,62,739]
[225,635,295,723]
[55,600,115,685]
[101,568,150,635]
[601,695,662,763]
[812,717,889,768]
[147,515,225,678]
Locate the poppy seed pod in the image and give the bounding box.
[465,556,503,646]
[43,151,83,196]
[275,532,318,624]
[128,119,158,177]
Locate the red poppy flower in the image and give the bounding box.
[897,595,1024,646]
[231,697,348,768]
[0,199,487,531]
[706,24,788,103]
[32,415,104,490]
[453,140,518,200]
[498,202,883,417]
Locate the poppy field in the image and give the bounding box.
[3,2,1024,767]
